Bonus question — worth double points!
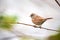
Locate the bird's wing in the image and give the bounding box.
[32,16,44,22]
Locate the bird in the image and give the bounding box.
[30,13,53,28]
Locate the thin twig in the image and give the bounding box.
[16,22,60,32]
[40,27,60,32]
[0,22,60,32]
[17,22,35,27]
[55,0,60,6]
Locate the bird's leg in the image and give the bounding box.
[33,25,37,28]
[33,25,41,28]
[33,25,38,28]
[38,25,42,29]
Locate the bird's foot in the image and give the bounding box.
[33,25,41,28]
[38,25,42,29]
[33,25,37,28]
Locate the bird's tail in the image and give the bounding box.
[46,18,53,20]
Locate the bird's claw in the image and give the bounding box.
[33,25,37,28]
[33,25,42,29]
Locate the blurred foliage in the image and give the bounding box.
[21,37,36,40]
[0,15,17,30]
[48,27,60,40]
[48,33,60,40]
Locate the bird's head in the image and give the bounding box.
[30,13,36,18]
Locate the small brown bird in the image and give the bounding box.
[30,13,53,28]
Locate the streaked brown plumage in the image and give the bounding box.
[30,13,53,26]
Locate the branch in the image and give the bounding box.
[0,22,60,32]
[0,22,60,40]
[16,22,60,32]
[55,0,60,6]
